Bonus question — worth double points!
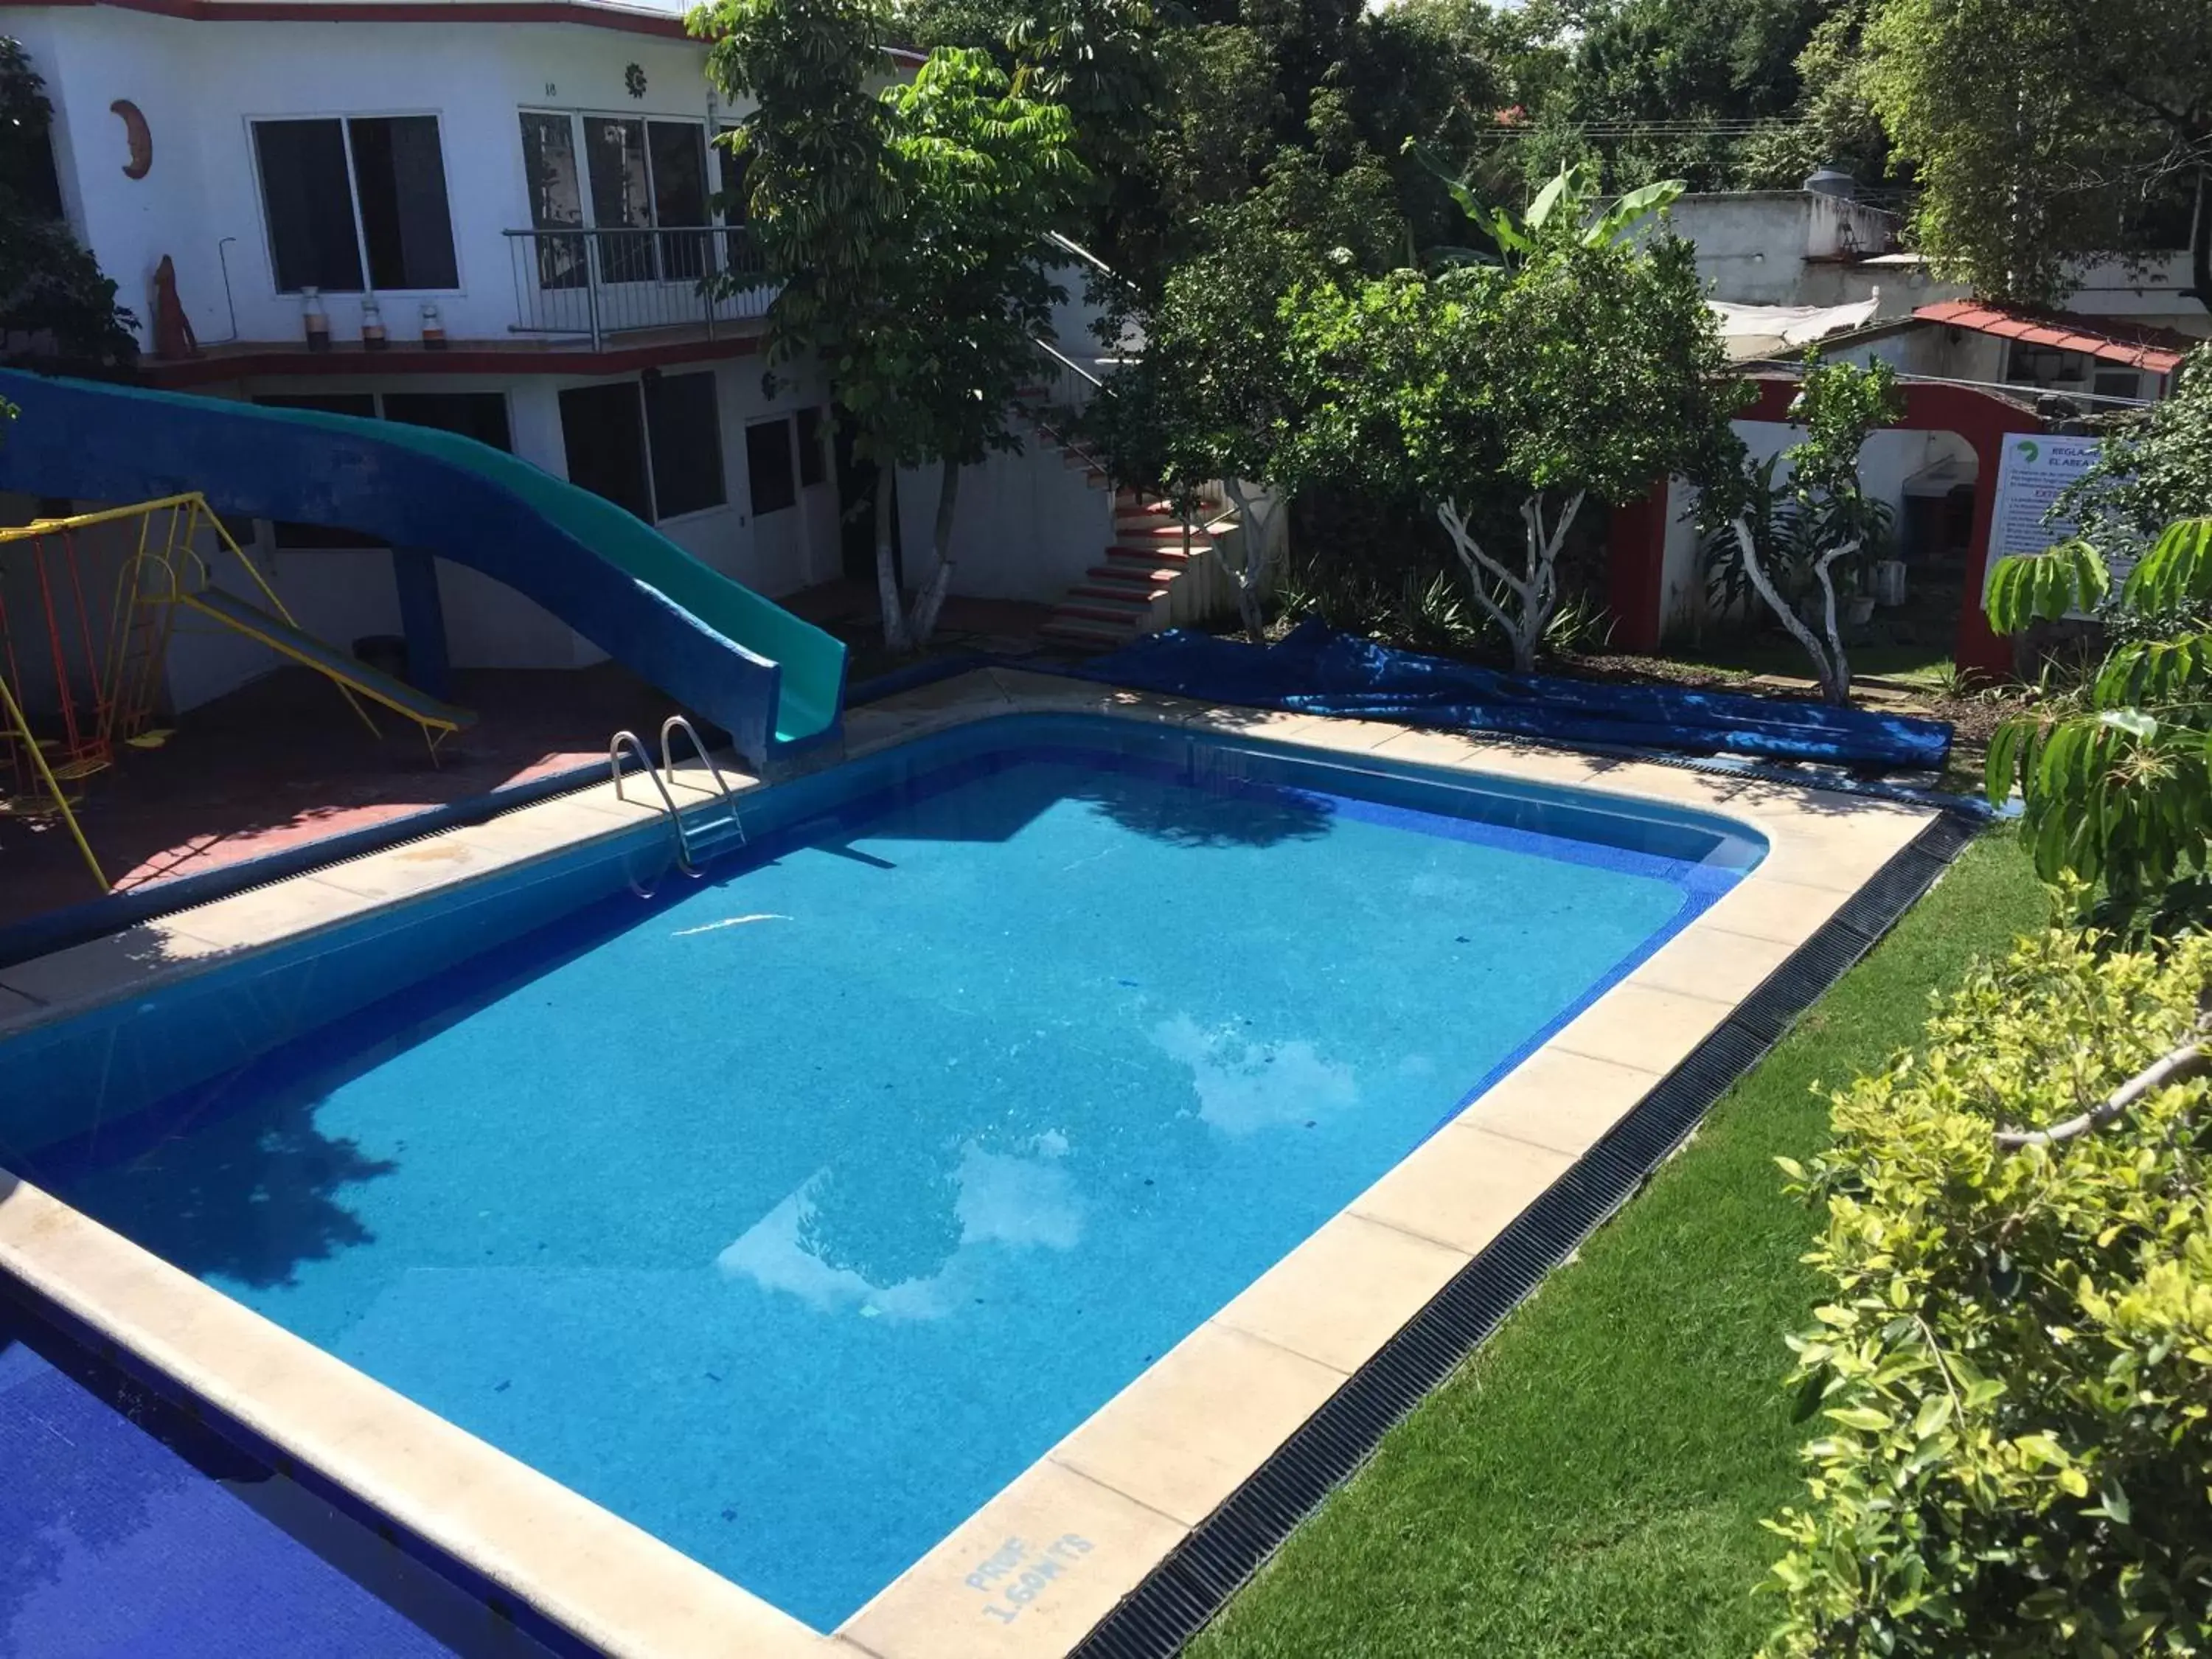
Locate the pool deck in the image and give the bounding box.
[0,670,1939,1659]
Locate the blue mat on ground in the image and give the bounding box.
[1070,622,1952,771]
[0,1296,470,1658]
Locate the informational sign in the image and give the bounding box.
[1983,433,2105,596]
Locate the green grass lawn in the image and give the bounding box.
[1191,827,2045,1659]
[1652,635,1960,689]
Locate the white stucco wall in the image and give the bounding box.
[1660,192,1903,307]
[1655,415,1979,643]
[894,438,1116,605]
[17,10,744,352]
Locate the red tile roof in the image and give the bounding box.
[1913,299,2196,375]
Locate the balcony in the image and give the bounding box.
[504,226,777,350]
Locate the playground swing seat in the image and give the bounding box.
[1,492,479,897]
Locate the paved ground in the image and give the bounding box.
[0,663,675,932]
[0,594,1075,937]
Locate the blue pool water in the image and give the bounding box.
[6,720,1758,1630]
[0,1290,556,1659]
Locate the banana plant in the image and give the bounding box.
[1985,517,2212,927]
[1408,147,1686,268]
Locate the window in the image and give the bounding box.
[795,406,827,487]
[256,392,512,546]
[644,372,726,519]
[347,118,458,291]
[254,116,457,293]
[2091,369,2143,403]
[745,419,797,517]
[557,376,726,523]
[518,111,727,287]
[560,382,655,521]
[715,128,748,220]
[381,392,514,451]
[20,122,63,221]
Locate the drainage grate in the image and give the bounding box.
[1068,808,1982,1659]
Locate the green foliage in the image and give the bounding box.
[1549,0,1829,191]
[1862,0,2212,305]
[1983,538,2115,632]
[1413,151,1686,267]
[698,0,1083,646]
[2056,349,2212,574]
[1699,352,1901,701]
[1762,924,2212,1658]
[1290,232,1736,521]
[0,36,135,366]
[1082,138,1400,493]
[1986,521,2212,926]
[696,0,900,364]
[1284,227,1738,669]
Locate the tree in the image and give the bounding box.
[1981,350,2212,933]
[1709,352,1902,704]
[2054,345,2212,571]
[1286,172,1738,674]
[1082,137,1401,641]
[700,2,1084,653]
[1763,925,2212,1659]
[1549,0,1828,192]
[0,37,136,366]
[1985,517,2212,936]
[1863,0,2212,307]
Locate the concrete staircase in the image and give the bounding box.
[1038,487,1231,653]
[1006,369,1231,655]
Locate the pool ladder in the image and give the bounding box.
[608,716,748,880]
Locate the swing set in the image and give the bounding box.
[1,492,476,897]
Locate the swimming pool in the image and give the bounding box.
[0,714,1764,1634]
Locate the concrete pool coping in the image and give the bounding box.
[0,668,1941,1659]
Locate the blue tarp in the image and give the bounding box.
[1071,622,1952,771]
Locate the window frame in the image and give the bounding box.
[555,373,734,526]
[246,109,465,298]
[642,370,730,524]
[743,415,799,519]
[518,108,750,236]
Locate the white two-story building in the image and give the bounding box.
[2,0,1126,703]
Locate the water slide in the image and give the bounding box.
[0,369,846,765]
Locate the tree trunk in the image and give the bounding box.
[874,471,911,656]
[1219,479,1277,644]
[1733,518,1854,703]
[1436,497,1530,664]
[1809,541,1857,705]
[1437,491,1582,675]
[905,461,961,650]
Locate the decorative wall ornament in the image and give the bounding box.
[150,255,198,360]
[624,63,647,99]
[111,99,150,178]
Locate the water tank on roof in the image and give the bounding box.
[1805,167,1857,199]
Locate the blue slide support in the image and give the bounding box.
[390,546,452,701]
[0,369,847,768]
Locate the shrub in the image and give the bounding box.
[1761,923,2212,1658]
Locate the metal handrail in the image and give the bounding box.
[1029,333,1107,390]
[1020,335,1120,481]
[659,714,737,804]
[504,226,775,349]
[611,727,696,876]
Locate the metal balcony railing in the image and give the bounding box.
[504,226,776,349]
